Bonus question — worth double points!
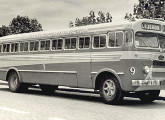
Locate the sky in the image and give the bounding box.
[0,0,138,30]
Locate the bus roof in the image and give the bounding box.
[0,19,164,43]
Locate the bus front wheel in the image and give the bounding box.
[99,77,124,104]
[8,71,28,93]
[40,85,58,94]
[137,90,160,103]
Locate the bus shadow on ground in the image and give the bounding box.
[1,84,165,105]
[27,87,165,105]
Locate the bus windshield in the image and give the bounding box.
[135,32,159,48]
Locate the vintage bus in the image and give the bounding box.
[0,19,165,104]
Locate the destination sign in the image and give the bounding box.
[141,23,161,31]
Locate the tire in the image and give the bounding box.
[8,71,28,93]
[40,84,58,94]
[99,76,124,105]
[137,90,160,103]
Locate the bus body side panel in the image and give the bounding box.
[0,52,93,88]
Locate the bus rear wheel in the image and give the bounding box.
[40,85,58,94]
[8,71,28,93]
[137,90,160,103]
[99,77,124,104]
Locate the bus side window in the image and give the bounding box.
[109,32,115,47]
[40,40,50,51]
[52,39,63,50]
[116,32,123,47]
[3,44,7,52]
[24,42,28,51]
[65,38,76,49]
[79,37,90,49]
[100,35,106,47]
[3,44,10,53]
[20,43,24,52]
[79,37,84,49]
[65,38,70,49]
[20,42,29,52]
[30,41,39,51]
[34,41,39,51]
[94,36,99,48]
[94,35,106,48]
[11,43,19,52]
[125,31,133,46]
[15,43,19,52]
[71,38,76,49]
[52,39,57,50]
[57,39,63,50]
[11,43,15,52]
[85,37,90,48]
[7,44,10,52]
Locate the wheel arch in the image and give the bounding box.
[94,69,123,90]
[6,67,21,82]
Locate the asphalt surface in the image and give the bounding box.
[0,81,165,120]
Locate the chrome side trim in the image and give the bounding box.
[117,72,124,75]
[91,72,124,75]
[18,70,77,74]
[0,69,8,72]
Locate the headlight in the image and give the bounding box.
[143,66,150,74]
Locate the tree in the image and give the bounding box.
[130,0,165,20]
[70,11,112,27]
[9,15,43,34]
[0,25,11,37]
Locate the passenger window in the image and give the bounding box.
[57,39,63,50]
[40,40,50,51]
[79,37,90,49]
[11,43,19,52]
[108,32,123,47]
[71,38,76,49]
[30,41,39,51]
[94,35,106,48]
[52,39,63,50]
[20,43,24,52]
[125,31,133,46]
[20,42,28,52]
[24,42,28,51]
[100,36,106,47]
[65,38,77,49]
[116,32,123,47]
[3,44,10,52]
[109,32,115,47]
[3,44,6,52]
[52,40,57,50]
[65,38,70,49]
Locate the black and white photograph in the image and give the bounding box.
[0,0,165,120]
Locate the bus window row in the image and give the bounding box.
[0,31,132,53]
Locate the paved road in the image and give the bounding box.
[0,81,165,120]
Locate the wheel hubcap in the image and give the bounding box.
[10,74,18,88]
[103,79,116,98]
